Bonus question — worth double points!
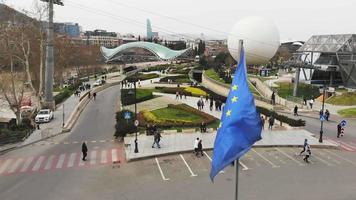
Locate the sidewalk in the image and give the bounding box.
[124,129,338,161]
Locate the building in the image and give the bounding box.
[285,34,356,88]
[101,41,193,63]
[54,22,81,38]
[83,29,120,47]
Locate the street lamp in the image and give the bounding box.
[319,81,326,143]
[128,74,139,153]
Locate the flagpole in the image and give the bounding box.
[234,39,244,200]
[235,159,240,200]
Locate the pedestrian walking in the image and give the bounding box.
[197,100,202,110]
[319,109,324,119]
[179,92,183,99]
[201,99,204,110]
[294,105,298,116]
[93,92,97,100]
[271,91,275,105]
[337,123,342,138]
[325,109,330,121]
[200,122,207,133]
[205,95,209,103]
[299,139,308,155]
[88,91,91,99]
[302,144,311,163]
[82,142,88,161]
[184,93,187,99]
[261,115,265,130]
[196,139,204,157]
[303,97,307,105]
[268,116,275,130]
[152,130,162,148]
[176,91,179,99]
[194,138,199,155]
[309,98,314,109]
[210,100,214,111]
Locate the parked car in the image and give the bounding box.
[35,109,54,123]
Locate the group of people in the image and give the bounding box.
[200,122,207,133]
[260,115,275,130]
[194,138,204,157]
[121,80,139,89]
[320,109,330,121]
[197,99,205,110]
[175,91,186,100]
[299,139,311,163]
[74,83,91,97]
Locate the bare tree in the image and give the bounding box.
[0,26,26,125]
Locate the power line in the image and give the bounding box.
[66,1,273,61]
[101,0,279,48]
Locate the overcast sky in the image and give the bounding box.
[3,0,356,41]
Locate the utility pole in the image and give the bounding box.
[41,0,63,109]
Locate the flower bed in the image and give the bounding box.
[137,104,217,129]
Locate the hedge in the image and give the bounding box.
[114,110,137,138]
[0,122,34,145]
[121,89,154,106]
[159,75,190,83]
[198,86,305,127]
[125,73,159,82]
[54,82,82,105]
[157,87,191,96]
[137,104,217,129]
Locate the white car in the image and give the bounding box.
[35,109,54,123]
[93,79,103,87]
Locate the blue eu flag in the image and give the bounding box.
[210,47,262,180]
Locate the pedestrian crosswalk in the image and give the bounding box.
[0,148,123,176]
[325,138,356,152]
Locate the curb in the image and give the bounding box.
[125,144,339,162]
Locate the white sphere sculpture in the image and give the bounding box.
[228,16,280,65]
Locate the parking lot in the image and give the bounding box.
[129,147,356,182]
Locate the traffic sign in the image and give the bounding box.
[320,115,325,121]
[124,112,131,120]
[134,120,139,127]
[341,120,347,127]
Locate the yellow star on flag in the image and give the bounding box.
[218,122,222,129]
[231,96,238,103]
[232,85,238,91]
[226,109,232,117]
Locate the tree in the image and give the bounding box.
[0,25,26,125]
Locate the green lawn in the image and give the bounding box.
[205,69,227,85]
[326,93,356,106]
[274,82,320,99]
[121,89,156,106]
[151,107,203,123]
[337,108,356,117]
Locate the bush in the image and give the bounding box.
[159,75,190,83]
[125,73,159,82]
[184,87,207,97]
[114,110,137,138]
[0,123,33,145]
[54,81,82,104]
[199,86,305,127]
[256,106,305,127]
[158,87,191,96]
[121,89,154,106]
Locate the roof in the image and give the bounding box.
[297,34,356,53]
[100,41,191,62]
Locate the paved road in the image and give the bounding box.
[0,84,124,200]
[278,110,356,151]
[1,83,356,200]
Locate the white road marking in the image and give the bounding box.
[67,153,77,168]
[239,160,249,171]
[90,151,97,165]
[155,157,170,181]
[317,151,341,165]
[252,149,280,168]
[8,159,23,173]
[180,154,197,177]
[324,149,356,166]
[101,150,107,164]
[20,157,34,172]
[32,156,45,171]
[91,140,97,143]
[203,151,224,173]
[312,154,333,166]
[275,148,304,166]
[100,140,106,143]
[339,141,356,151]
[44,155,55,170]
[56,154,66,169]
[111,149,118,163]
[0,159,13,174]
